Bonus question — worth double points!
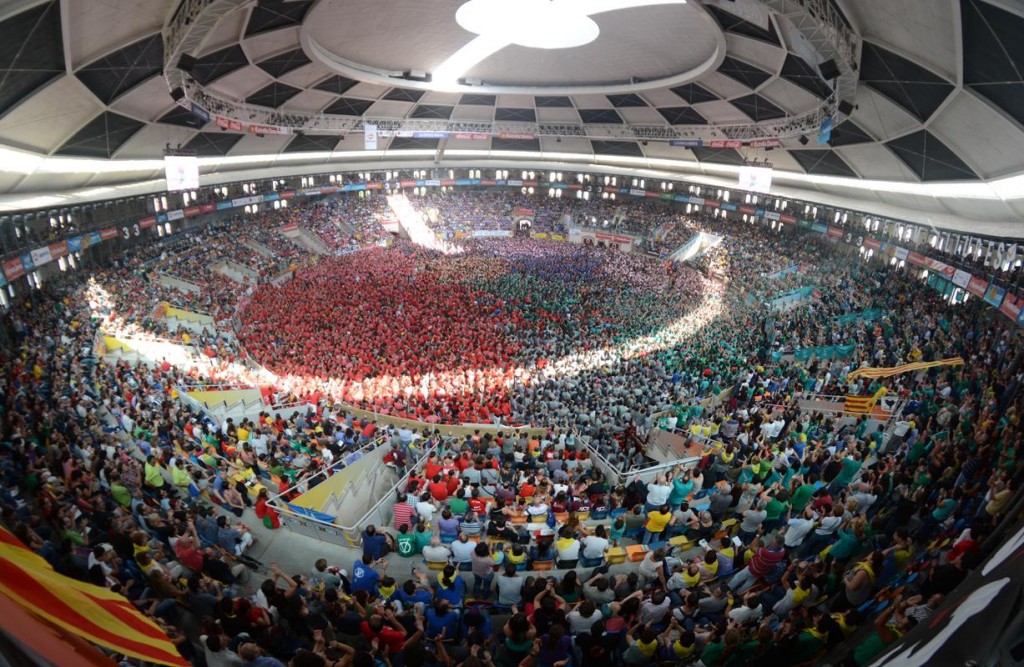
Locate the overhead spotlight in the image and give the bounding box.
[798,135,809,145]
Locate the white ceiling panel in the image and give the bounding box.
[0,76,102,154]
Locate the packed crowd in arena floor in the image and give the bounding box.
[0,189,1021,667]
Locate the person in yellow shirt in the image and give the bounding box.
[643,504,674,545]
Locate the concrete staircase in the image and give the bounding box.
[157,274,201,295]
[280,226,330,255]
[242,238,276,258]
[213,259,258,284]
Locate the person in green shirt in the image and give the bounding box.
[852,602,914,666]
[790,479,817,512]
[143,455,165,489]
[830,452,862,493]
[448,489,469,516]
[110,475,132,508]
[412,523,433,554]
[396,524,417,558]
[763,490,789,532]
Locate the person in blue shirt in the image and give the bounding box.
[434,564,467,608]
[395,577,433,612]
[425,598,460,641]
[362,525,395,561]
[350,554,384,598]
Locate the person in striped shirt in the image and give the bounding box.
[393,493,416,531]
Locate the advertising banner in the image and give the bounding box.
[669,139,703,147]
[811,222,829,234]
[983,284,1006,308]
[894,246,909,261]
[907,251,928,267]
[1001,292,1023,321]
[248,123,291,135]
[280,223,299,233]
[2,257,25,281]
[30,246,52,267]
[364,124,378,150]
[863,237,882,251]
[48,241,68,260]
[166,209,185,221]
[966,275,989,297]
[190,103,211,124]
[629,188,646,197]
[215,116,243,132]
[498,132,535,140]
[709,139,743,148]
[67,236,83,253]
[952,268,972,288]
[828,226,843,238]
[100,227,118,241]
[472,230,513,238]
[749,138,781,148]
[453,133,490,140]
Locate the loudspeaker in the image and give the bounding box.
[177,54,197,73]
[838,100,855,116]
[798,135,809,145]
[170,87,185,102]
[819,59,840,80]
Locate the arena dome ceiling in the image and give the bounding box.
[1,0,1024,232]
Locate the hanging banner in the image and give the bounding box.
[907,251,928,267]
[453,133,490,140]
[894,246,909,261]
[498,132,536,140]
[29,249,50,269]
[983,284,1006,308]
[966,275,988,297]
[100,227,118,241]
[669,139,703,147]
[215,116,243,132]
[247,123,291,135]
[66,236,83,253]
[1003,292,1024,321]
[812,222,829,234]
[863,237,882,251]
[2,257,25,281]
[708,139,743,148]
[749,138,781,148]
[364,123,378,150]
[952,268,972,288]
[190,102,211,124]
[817,115,834,145]
[828,226,843,238]
[19,253,35,272]
[48,241,68,260]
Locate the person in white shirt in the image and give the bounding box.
[645,474,672,509]
[784,507,816,548]
[422,537,452,565]
[639,590,672,625]
[450,534,476,563]
[416,494,437,525]
[581,526,610,560]
[728,593,764,625]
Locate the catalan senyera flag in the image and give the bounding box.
[0,527,187,667]
[846,357,965,381]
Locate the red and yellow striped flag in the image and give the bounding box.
[0,527,187,666]
[846,357,964,380]
[844,394,877,414]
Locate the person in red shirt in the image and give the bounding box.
[360,611,406,655]
[428,475,449,502]
[424,454,443,482]
[445,470,461,496]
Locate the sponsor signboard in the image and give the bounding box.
[669,139,703,147]
[100,227,118,241]
[1000,292,1023,321]
[983,284,1006,308]
[966,275,989,297]
[3,257,25,281]
[215,116,243,132]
